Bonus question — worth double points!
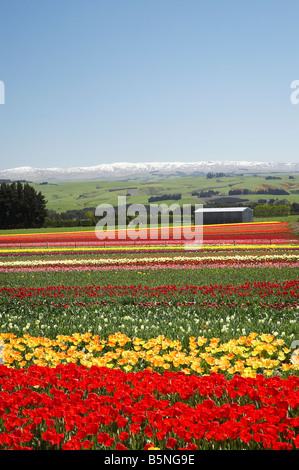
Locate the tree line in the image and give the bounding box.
[228,188,290,196]
[0,182,299,230]
[148,194,181,202]
[0,182,47,229]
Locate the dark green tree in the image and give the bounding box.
[0,182,47,229]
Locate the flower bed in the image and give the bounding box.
[1,331,299,377]
[0,364,299,450]
[0,253,298,272]
[1,279,298,308]
[0,226,298,451]
[0,222,297,247]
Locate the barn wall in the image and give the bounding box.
[242,210,254,223]
[200,209,253,225]
[203,212,242,225]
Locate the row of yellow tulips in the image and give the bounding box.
[1,331,298,378]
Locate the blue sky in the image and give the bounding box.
[0,0,298,170]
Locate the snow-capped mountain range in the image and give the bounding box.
[0,161,298,182]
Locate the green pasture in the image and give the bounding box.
[28,173,299,212]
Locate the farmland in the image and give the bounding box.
[0,221,298,450]
[26,173,299,212]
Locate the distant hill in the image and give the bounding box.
[11,173,298,213]
[0,160,298,182]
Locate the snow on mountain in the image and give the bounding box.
[0,160,298,182]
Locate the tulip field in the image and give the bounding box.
[0,221,299,451]
[0,221,297,247]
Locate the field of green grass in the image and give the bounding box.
[30,173,299,212]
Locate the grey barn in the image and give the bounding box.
[194,207,253,225]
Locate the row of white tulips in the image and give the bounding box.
[0,253,298,267]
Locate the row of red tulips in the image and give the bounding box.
[1,280,298,301]
[0,239,297,248]
[0,223,296,246]
[0,364,299,450]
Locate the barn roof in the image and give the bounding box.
[195,207,252,212]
